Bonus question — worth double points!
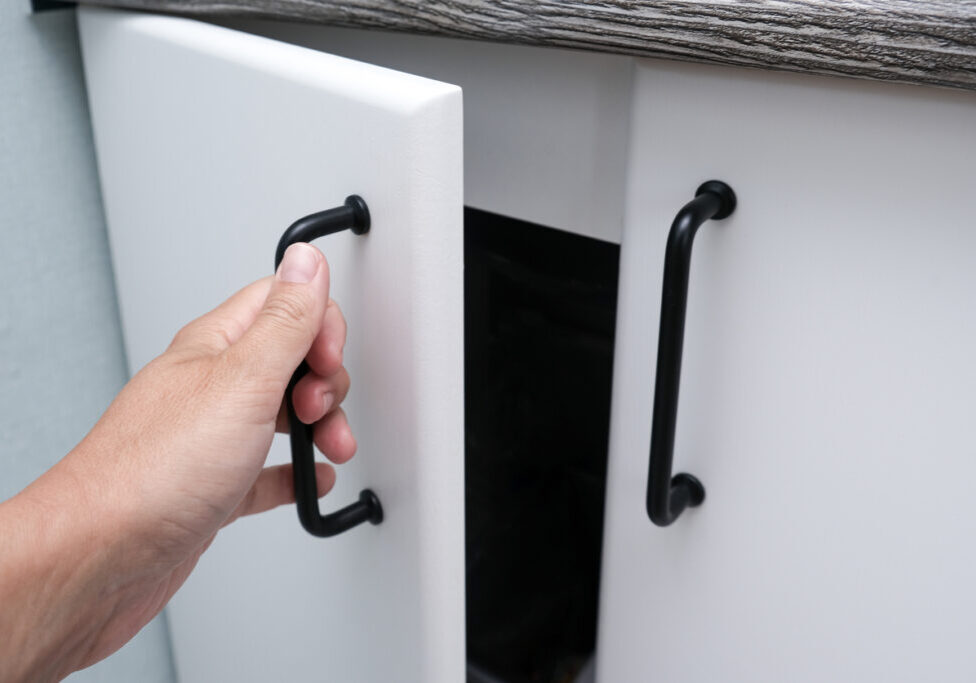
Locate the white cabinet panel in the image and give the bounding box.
[599,61,976,682]
[221,19,633,244]
[78,8,463,682]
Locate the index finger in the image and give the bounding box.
[305,299,347,377]
[168,276,273,354]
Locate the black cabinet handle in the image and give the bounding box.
[646,181,736,527]
[275,195,383,537]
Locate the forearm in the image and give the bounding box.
[0,247,352,680]
[0,464,125,682]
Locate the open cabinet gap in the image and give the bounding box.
[464,207,619,683]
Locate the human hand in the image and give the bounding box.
[0,243,353,682]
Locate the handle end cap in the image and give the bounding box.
[359,489,383,525]
[344,195,371,235]
[672,473,706,507]
[695,180,736,220]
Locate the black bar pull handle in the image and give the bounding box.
[646,181,736,527]
[275,195,383,537]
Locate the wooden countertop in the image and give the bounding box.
[79,1,976,91]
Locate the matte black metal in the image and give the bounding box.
[646,181,736,527]
[275,195,382,537]
[275,194,370,267]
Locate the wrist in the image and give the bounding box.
[0,462,128,682]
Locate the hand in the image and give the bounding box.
[0,243,353,682]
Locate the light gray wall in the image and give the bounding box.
[0,4,175,682]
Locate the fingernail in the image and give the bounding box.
[277,243,319,283]
[320,392,335,418]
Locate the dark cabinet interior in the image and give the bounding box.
[464,208,620,682]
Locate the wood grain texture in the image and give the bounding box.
[78,0,976,90]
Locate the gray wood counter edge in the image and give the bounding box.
[79,0,976,91]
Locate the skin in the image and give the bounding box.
[0,243,354,682]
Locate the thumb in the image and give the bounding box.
[228,243,331,387]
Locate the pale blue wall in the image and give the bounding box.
[0,4,175,681]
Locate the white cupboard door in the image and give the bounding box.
[78,8,463,682]
[599,60,976,682]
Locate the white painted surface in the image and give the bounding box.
[222,19,633,244]
[79,8,464,682]
[598,60,976,682]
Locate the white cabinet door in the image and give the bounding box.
[599,61,976,682]
[79,8,463,682]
